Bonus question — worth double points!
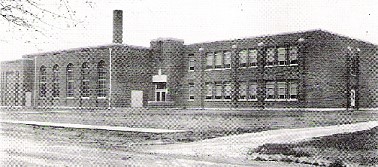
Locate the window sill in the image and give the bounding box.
[81,97,90,99]
[204,99,231,102]
[66,97,75,99]
[264,99,298,102]
[289,64,298,66]
[187,99,195,102]
[204,68,231,71]
[97,97,107,99]
[248,99,258,101]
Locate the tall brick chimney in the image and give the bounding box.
[113,10,123,44]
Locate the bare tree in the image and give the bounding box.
[0,0,93,33]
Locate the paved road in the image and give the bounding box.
[1,111,302,167]
[2,109,376,166]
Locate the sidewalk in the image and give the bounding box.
[0,120,189,133]
[144,121,378,165]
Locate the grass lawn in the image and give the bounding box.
[1,108,377,143]
[251,126,378,166]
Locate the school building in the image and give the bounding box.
[1,10,377,109]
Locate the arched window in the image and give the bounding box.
[66,63,74,98]
[39,66,47,97]
[81,62,90,98]
[52,64,60,98]
[97,60,106,97]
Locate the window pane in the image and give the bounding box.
[224,83,231,99]
[206,83,212,99]
[239,82,247,99]
[206,53,214,68]
[277,82,286,99]
[249,83,257,99]
[249,49,257,67]
[266,82,275,99]
[290,82,298,99]
[189,57,195,71]
[239,50,248,67]
[215,84,222,99]
[161,92,166,101]
[278,48,286,65]
[156,82,166,89]
[189,83,194,99]
[289,46,298,64]
[215,52,223,68]
[224,51,231,68]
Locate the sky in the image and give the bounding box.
[0,0,377,62]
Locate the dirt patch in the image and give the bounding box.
[250,126,378,166]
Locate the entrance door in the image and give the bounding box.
[131,90,143,107]
[155,82,167,101]
[350,89,356,107]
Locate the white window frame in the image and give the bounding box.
[215,52,223,69]
[239,50,248,68]
[277,82,287,99]
[206,53,214,69]
[224,51,231,69]
[248,82,257,101]
[277,47,287,66]
[249,49,258,67]
[289,46,298,65]
[188,83,195,100]
[239,82,247,100]
[224,83,231,99]
[205,83,213,100]
[189,55,195,71]
[265,81,275,100]
[289,82,298,100]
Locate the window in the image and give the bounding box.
[39,66,47,97]
[266,82,275,99]
[277,47,286,65]
[239,50,248,67]
[289,46,298,65]
[189,55,195,71]
[97,61,106,97]
[224,51,231,68]
[189,83,195,100]
[52,64,60,98]
[215,83,222,99]
[248,82,257,100]
[66,63,74,98]
[266,48,275,66]
[249,49,258,67]
[239,82,247,100]
[224,83,231,99]
[290,82,298,99]
[81,62,90,98]
[215,52,223,68]
[277,82,287,99]
[206,53,214,69]
[205,83,213,99]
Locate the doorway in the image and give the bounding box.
[131,90,143,107]
[155,82,167,101]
